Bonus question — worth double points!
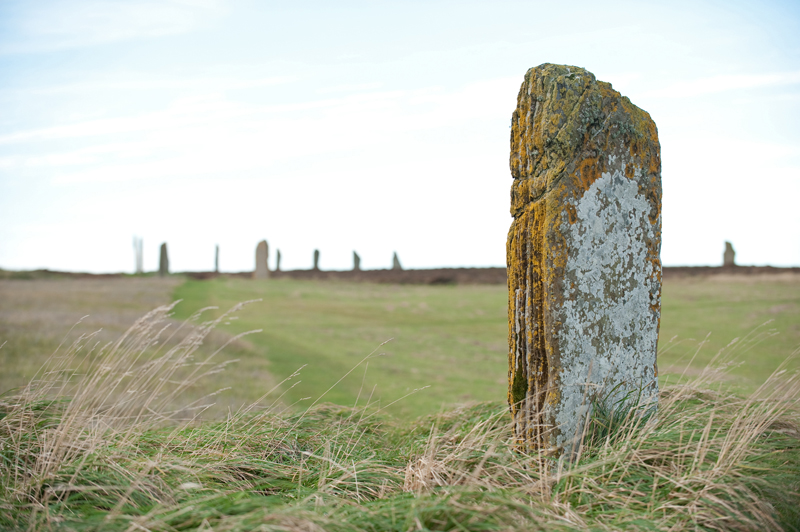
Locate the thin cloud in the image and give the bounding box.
[642,71,800,98]
[0,76,518,149]
[1,77,517,186]
[4,76,297,95]
[317,82,384,94]
[0,0,222,54]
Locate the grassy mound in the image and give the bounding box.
[1,304,799,531]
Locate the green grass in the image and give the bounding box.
[658,276,800,388]
[170,276,800,419]
[171,278,510,419]
[0,277,182,396]
[7,400,798,532]
[1,302,798,531]
[2,283,800,531]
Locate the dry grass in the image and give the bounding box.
[1,302,799,531]
[0,300,269,511]
[0,278,277,416]
[398,359,800,531]
[0,278,181,393]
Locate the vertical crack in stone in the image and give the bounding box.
[508,202,551,452]
[529,204,548,448]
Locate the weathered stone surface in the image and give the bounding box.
[254,240,269,279]
[723,241,736,267]
[392,252,403,271]
[313,249,320,271]
[159,243,169,277]
[507,64,662,457]
[276,249,282,271]
[353,251,361,271]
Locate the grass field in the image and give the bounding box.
[171,278,509,419]
[0,277,275,417]
[2,273,800,530]
[168,274,800,419]
[0,277,181,394]
[2,274,799,419]
[1,299,799,531]
[658,274,800,386]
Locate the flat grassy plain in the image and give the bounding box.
[0,277,277,416]
[170,273,800,419]
[2,273,799,418]
[0,277,181,393]
[658,274,800,386]
[2,273,800,530]
[172,278,508,419]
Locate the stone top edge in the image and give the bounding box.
[509,62,660,197]
[523,62,655,137]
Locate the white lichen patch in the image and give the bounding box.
[552,165,660,452]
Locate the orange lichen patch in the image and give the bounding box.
[507,64,662,456]
[574,157,601,193]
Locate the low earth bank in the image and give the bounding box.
[4,265,800,285]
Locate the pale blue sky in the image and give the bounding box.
[1,0,798,272]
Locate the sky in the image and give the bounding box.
[0,0,799,273]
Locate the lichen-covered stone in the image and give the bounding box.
[723,241,736,267]
[507,64,662,457]
[254,240,269,279]
[159,243,169,277]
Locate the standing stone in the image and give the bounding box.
[215,244,219,273]
[723,241,736,267]
[353,251,361,271]
[133,236,143,274]
[276,249,282,271]
[313,249,320,271]
[507,64,662,457]
[392,252,403,271]
[254,240,269,279]
[159,243,169,277]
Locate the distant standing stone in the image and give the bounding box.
[507,64,662,457]
[313,249,320,271]
[159,243,169,277]
[276,249,282,272]
[254,240,269,279]
[353,251,361,271]
[215,244,219,273]
[392,252,402,271]
[723,241,736,267]
[133,236,143,274]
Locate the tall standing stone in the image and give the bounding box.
[353,251,361,271]
[313,249,320,271]
[133,236,143,274]
[392,252,403,271]
[507,64,662,457]
[276,250,282,272]
[723,241,736,267]
[159,243,169,277]
[254,240,269,279]
[215,244,219,273]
